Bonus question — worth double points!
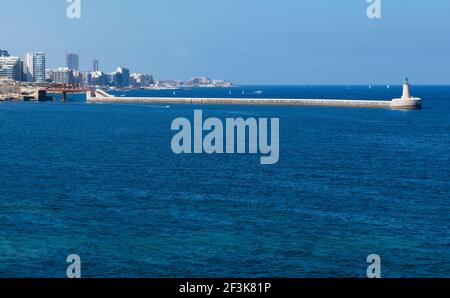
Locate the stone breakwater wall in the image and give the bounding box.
[86,91,422,110]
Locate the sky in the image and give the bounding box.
[2,0,450,84]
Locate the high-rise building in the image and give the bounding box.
[66,53,79,71]
[90,71,106,86]
[81,71,92,85]
[112,67,130,87]
[92,59,99,72]
[0,49,9,57]
[25,52,46,83]
[0,56,23,81]
[52,67,75,83]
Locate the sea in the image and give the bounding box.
[0,85,448,277]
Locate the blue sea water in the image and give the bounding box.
[0,85,449,278]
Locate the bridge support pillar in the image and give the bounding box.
[36,90,53,102]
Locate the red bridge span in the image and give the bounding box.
[42,83,92,101]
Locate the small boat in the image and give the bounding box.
[254,90,263,95]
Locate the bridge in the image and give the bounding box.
[43,83,92,101]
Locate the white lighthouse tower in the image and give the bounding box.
[391,78,422,109]
[402,77,411,99]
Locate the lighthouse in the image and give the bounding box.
[391,78,422,109]
[402,77,411,99]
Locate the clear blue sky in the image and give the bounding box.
[3,0,450,84]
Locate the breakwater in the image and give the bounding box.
[86,90,422,110]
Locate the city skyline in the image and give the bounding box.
[1,48,230,82]
[2,0,450,84]
[2,48,232,89]
[0,46,448,87]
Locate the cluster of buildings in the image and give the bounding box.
[0,49,46,83]
[1,48,231,89]
[0,48,154,88]
[45,53,146,88]
[160,77,233,88]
